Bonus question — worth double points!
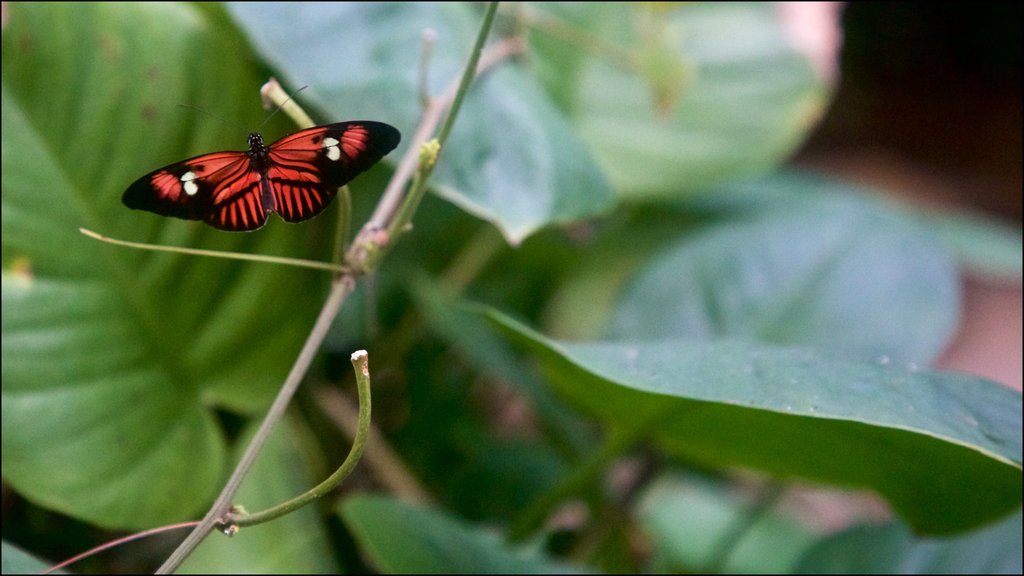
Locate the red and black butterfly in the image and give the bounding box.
[122,121,401,231]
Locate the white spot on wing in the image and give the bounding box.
[322,137,341,162]
[181,171,199,196]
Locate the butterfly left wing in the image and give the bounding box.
[266,121,401,223]
[122,151,272,232]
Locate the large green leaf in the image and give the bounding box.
[543,172,961,368]
[530,3,829,198]
[1,3,336,528]
[795,512,1022,574]
[226,3,614,244]
[340,495,588,573]
[607,180,960,366]
[479,306,1022,535]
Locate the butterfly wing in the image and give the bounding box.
[123,121,400,231]
[122,151,271,232]
[266,121,401,223]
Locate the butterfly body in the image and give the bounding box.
[123,121,400,231]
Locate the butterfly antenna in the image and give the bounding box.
[175,104,246,132]
[258,85,309,131]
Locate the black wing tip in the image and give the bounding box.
[349,120,402,154]
[121,178,153,210]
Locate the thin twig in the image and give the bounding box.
[43,522,199,574]
[418,28,438,110]
[80,228,347,274]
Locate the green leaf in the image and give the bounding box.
[179,419,337,574]
[918,211,1023,281]
[795,512,1022,574]
[1,3,329,529]
[411,274,593,456]
[226,3,614,244]
[340,495,589,573]
[607,179,960,366]
[638,475,817,573]
[2,541,64,574]
[479,306,1022,535]
[530,4,829,198]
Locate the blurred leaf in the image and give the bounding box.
[180,419,337,574]
[607,178,960,366]
[226,3,614,244]
[412,273,593,457]
[1,541,63,574]
[1,2,334,528]
[479,306,1022,535]
[919,211,1023,281]
[638,475,817,573]
[529,3,829,198]
[795,511,1022,574]
[340,495,589,573]
[544,172,961,367]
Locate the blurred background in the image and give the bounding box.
[796,2,1021,390]
[2,2,1020,572]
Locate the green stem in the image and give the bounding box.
[227,351,372,528]
[333,187,352,268]
[507,426,640,541]
[262,78,315,129]
[357,2,507,271]
[515,4,636,71]
[704,481,786,572]
[80,228,346,274]
[438,225,505,294]
[384,3,498,242]
[156,275,356,574]
[436,2,498,151]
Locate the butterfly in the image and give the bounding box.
[122,121,401,231]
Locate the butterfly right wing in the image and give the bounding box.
[122,151,270,232]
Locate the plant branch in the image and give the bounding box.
[80,228,348,274]
[224,351,373,527]
[158,4,507,571]
[157,275,356,574]
[366,28,523,232]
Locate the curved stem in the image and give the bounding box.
[261,78,315,129]
[156,275,356,574]
[315,386,433,504]
[226,351,372,527]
